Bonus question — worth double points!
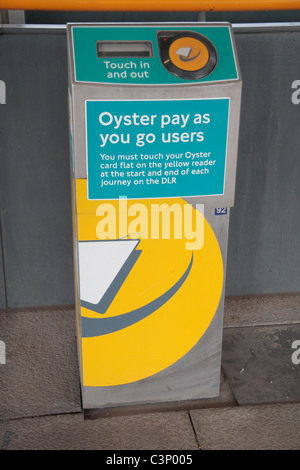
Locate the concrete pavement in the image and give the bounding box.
[0,294,299,450]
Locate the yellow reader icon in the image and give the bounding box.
[169,37,210,72]
[158,31,217,80]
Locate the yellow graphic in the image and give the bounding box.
[169,37,209,72]
[75,179,223,387]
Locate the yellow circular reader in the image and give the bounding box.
[169,37,210,72]
[158,32,217,80]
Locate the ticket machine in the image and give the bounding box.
[67,22,242,411]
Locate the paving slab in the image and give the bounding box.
[0,305,237,421]
[190,403,300,450]
[0,410,198,450]
[0,308,82,419]
[221,324,300,405]
[224,294,300,327]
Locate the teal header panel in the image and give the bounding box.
[72,25,239,85]
[86,98,230,200]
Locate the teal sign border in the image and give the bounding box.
[72,25,238,85]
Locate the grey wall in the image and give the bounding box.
[226,28,300,295]
[0,24,299,308]
[0,30,74,308]
[0,229,6,307]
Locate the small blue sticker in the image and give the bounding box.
[215,207,227,215]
